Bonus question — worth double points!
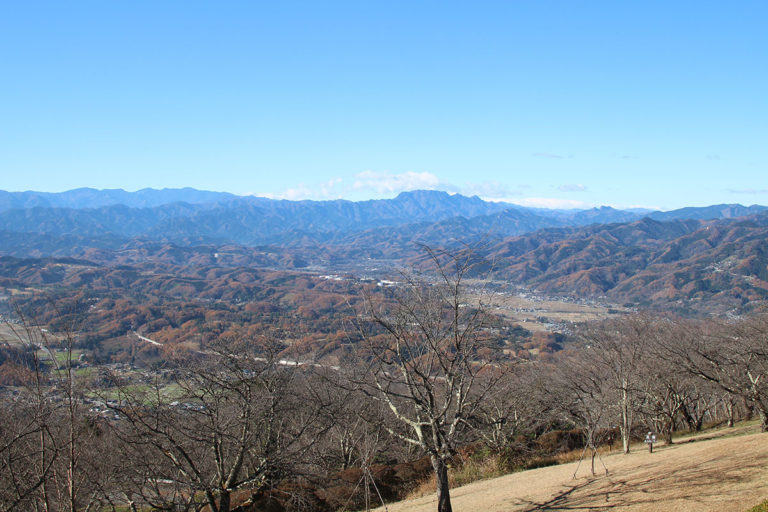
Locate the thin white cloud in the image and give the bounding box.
[253,173,601,210]
[607,203,661,211]
[258,178,343,200]
[727,188,768,194]
[557,184,587,192]
[353,171,442,194]
[352,172,534,200]
[505,197,590,209]
[705,154,721,161]
[460,181,522,199]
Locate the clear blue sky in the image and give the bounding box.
[1,1,766,209]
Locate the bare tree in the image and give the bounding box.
[109,337,325,512]
[0,299,121,512]
[548,352,612,477]
[0,317,58,512]
[352,247,505,512]
[578,316,654,454]
[473,362,546,455]
[0,377,59,512]
[661,315,768,432]
[0,299,118,512]
[310,387,388,473]
[637,361,688,445]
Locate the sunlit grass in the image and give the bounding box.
[403,419,762,502]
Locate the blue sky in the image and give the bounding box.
[1,1,766,209]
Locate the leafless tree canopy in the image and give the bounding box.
[108,337,327,512]
[350,248,508,512]
[0,300,118,512]
[2,287,768,512]
[655,314,768,432]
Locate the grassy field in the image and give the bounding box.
[0,322,67,347]
[34,348,85,363]
[86,381,185,403]
[465,282,625,333]
[377,425,768,512]
[490,294,622,332]
[0,322,37,345]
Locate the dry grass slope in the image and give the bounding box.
[377,427,768,512]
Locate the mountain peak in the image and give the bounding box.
[394,189,453,201]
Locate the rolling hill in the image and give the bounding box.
[1,188,767,313]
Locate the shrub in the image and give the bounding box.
[535,429,586,454]
[746,500,768,512]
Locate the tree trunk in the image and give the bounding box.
[205,490,219,512]
[663,421,673,445]
[726,398,735,427]
[39,427,52,512]
[680,404,694,432]
[68,400,77,512]
[431,455,452,512]
[620,385,631,454]
[219,489,231,512]
[757,404,768,433]
[743,397,754,421]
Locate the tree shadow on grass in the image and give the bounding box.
[512,454,767,511]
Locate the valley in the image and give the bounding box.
[1,188,767,512]
[3,3,765,510]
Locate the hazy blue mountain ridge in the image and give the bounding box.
[0,187,238,212]
[0,188,765,250]
[648,204,768,221]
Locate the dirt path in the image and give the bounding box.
[379,428,768,511]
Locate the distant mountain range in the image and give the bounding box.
[0,187,238,211]
[1,188,766,245]
[1,188,767,312]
